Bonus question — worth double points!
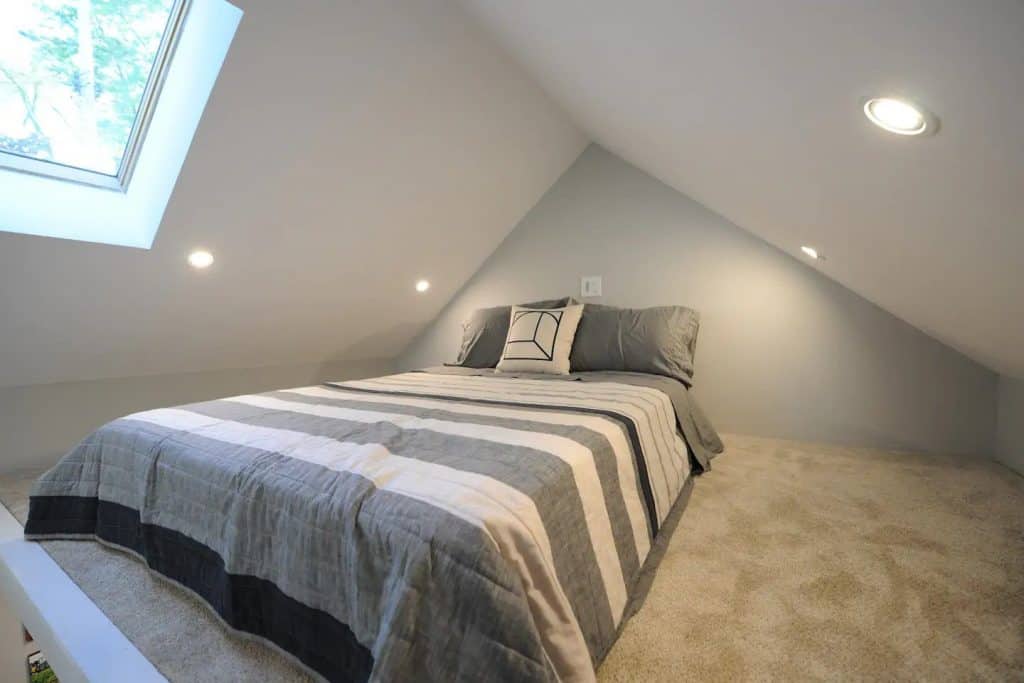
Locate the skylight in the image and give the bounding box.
[0,0,241,248]
[0,0,189,191]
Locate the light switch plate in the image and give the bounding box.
[581,275,602,298]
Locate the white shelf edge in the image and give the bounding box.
[0,503,166,683]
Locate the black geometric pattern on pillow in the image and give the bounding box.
[503,309,564,361]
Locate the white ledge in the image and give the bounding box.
[0,504,166,683]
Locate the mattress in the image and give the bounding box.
[25,370,722,682]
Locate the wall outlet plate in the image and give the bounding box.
[581,275,602,298]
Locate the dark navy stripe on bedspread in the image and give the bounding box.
[26,495,374,683]
[322,382,661,538]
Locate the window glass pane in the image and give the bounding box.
[0,0,176,177]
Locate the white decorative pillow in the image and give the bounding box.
[496,304,584,375]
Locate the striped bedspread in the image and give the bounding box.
[26,371,691,682]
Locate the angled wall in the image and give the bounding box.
[0,0,585,473]
[401,145,997,456]
[0,0,586,390]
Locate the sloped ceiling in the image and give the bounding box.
[0,0,587,388]
[457,0,1024,378]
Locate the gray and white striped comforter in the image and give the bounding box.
[27,371,694,682]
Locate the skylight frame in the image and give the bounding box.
[0,0,192,193]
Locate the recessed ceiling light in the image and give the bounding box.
[863,97,935,136]
[801,246,820,260]
[188,249,214,269]
[415,279,430,293]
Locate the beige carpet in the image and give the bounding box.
[601,435,1024,682]
[2,434,1022,681]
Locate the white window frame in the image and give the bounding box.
[0,0,242,249]
[0,0,192,192]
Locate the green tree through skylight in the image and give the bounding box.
[0,0,176,177]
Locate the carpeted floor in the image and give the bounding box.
[2,434,1022,681]
[601,435,1024,682]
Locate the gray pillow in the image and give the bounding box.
[456,297,575,368]
[569,304,701,385]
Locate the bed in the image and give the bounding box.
[24,366,723,682]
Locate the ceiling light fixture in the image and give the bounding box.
[415,279,430,293]
[801,246,820,260]
[188,249,214,269]
[863,97,936,136]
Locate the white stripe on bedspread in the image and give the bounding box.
[287,384,652,565]
[124,407,594,683]
[224,393,630,626]
[345,373,689,525]
[352,374,685,513]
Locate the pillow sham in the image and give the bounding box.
[455,297,575,368]
[496,304,584,375]
[569,303,701,384]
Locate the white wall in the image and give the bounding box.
[0,0,586,389]
[0,0,584,476]
[996,375,1024,475]
[401,145,997,457]
[0,358,393,473]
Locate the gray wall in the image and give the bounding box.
[401,145,997,457]
[0,358,393,473]
[996,375,1024,475]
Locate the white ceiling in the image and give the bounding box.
[457,0,1024,378]
[0,0,586,388]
